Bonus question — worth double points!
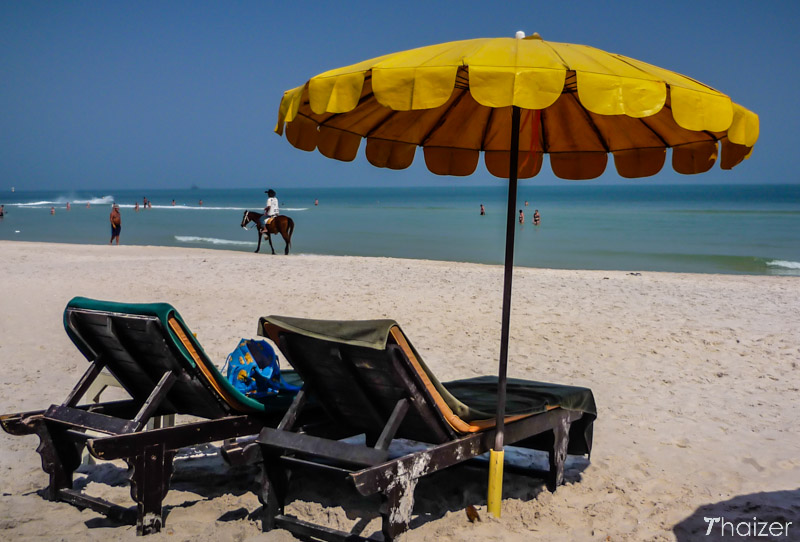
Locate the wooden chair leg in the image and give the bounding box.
[35,423,81,501]
[547,414,571,492]
[380,479,417,542]
[128,444,175,535]
[257,453,289,532]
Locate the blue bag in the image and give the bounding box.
[224,339,299,398]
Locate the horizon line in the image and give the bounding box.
[4,181,800,193]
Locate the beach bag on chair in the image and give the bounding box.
[224,339,299,398]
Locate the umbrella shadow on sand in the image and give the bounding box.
[672,489,799,542]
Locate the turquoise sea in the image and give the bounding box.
[1,184,799,276]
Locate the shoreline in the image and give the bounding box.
[1,240,798,541]
[2,239,797,278]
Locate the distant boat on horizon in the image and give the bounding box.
[190,184,199,190]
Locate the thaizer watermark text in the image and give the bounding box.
[703,516,793,537]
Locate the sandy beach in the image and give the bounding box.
[0,240,798,541]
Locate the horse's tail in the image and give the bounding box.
[286,217,294,249]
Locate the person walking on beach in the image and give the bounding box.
[109,204,122,245]
[260,189,280,232]
[533,209,541,226]
[480,204,485,216]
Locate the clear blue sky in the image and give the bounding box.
[1,1,798,190]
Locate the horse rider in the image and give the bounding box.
[260,189,280,232]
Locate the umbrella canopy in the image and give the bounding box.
[274,32,758,517]
[276,33,759,180]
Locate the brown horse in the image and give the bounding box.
[241,211,294,254]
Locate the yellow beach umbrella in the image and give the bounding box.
[277,32,758,178]
[274,32,758,516]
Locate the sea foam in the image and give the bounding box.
[766,259,800,270]
[175,236,253,246]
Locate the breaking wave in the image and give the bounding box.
[14,195,115,207]
[766,259,800,270]
[174,236,253,246]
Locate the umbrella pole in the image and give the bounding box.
[488,105,522,518]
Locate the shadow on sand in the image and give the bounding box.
[267,446,590,539]
[673,489,799,542]
[69,442,590,538]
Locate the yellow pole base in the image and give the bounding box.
[487,449,504,517]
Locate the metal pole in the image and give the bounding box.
[487,105,521,518]
[494,105,521,452]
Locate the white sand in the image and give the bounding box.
[0,241,798,541]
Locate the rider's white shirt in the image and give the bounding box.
[265,197,279,217]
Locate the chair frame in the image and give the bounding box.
[255,324,584,542]
[1,306,290,535]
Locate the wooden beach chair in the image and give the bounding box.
[256,316,597,541]
[0,297,303,535]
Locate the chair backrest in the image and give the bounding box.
[260,316,457,444]
[64,297,282,419]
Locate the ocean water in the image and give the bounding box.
[1,184,799,276]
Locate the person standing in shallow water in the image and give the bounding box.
[519,209,524,223]
[480,204,485,216]
[533,209,541,226]
[109,204,121,245]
